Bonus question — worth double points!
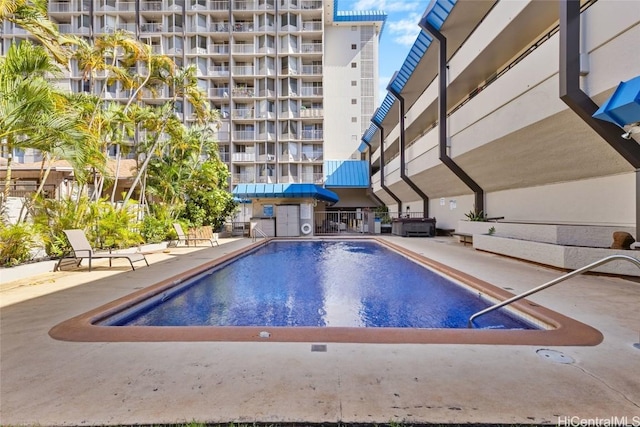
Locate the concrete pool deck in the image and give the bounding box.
[1,236,639,425]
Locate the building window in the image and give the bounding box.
[351,99,357,104]
[351,117,357,123]
[351,62,357,68]
[351,81,357,86]
[351,44,356,49]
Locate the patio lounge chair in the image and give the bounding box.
[55,229,149,272]
[173,223,219,247]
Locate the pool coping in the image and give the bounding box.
[48,237,604,346]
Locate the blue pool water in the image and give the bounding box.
[103,241,535,329]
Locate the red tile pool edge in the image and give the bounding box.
[49,238,604,346]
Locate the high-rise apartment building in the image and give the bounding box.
[2,0,385,194]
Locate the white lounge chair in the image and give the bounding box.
[55,229,149,272]
[173,223,219,247]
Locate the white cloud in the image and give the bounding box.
[353,0,424,13]
[387,12,424,47]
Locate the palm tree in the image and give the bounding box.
[0,0,73,65]
[0,41,100,217]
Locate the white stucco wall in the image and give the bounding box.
[487,172,636,226]
[323,24,375,160]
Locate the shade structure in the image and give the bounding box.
[593,75,640,127]
[232,183,339,203]
[324,160,369,188]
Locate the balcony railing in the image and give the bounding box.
[231,152,256,162]
[233,131,255,140]
[278,174,300,183]
[232,65,255,75]
[209,88,230,98]
[257,153,277,161]
[301,87,323,96]
[301,0,322,10]
[232,87,255,97]
[232,44,256,54]
[117,2,136,11]
[208,66,230,76]
[232,173,256,183]
[301,130,323,140]
[210,22,230,32]
[140,23,163,33]
[301,43,322,53]
[301,173,324,184]
[140,1,163,11]
[232,0,257,10]
[209,44,230,54]
[301,65,322,75]
[232,109,255,119]
[301,151,323,161]
[232,23,254,32]
[209,1,231,10]
[299,108,323,118]
[117,23,137,32]
[48,2,71,12]
[302,21,322,31]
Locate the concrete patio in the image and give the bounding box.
[1,236,639,426]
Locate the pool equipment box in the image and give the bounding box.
[392,217,436,237]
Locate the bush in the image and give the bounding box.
[0,222,35,267]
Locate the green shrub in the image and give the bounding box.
[0,222,35,267]
[464,209,486,221]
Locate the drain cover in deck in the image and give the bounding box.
[536,349,574,364]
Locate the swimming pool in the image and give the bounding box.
[49,238,603,345]
[100,240,534,329]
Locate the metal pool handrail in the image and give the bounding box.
[468,254,640,328]
[251,226,268,242]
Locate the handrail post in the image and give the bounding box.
[468,255,640,328]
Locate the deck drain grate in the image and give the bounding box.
[536,348,574,364]
[311,344,327,352]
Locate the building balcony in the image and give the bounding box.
[278,174,300,183]
[231,152,256,162]
[232,65,255,76]
[232,23,254,32]
[232,86,255,97]
[140,23,163,33]
[301,21,322,32]
[232,109,255,119]
[301,173,324,184]
[209,88,230,98]
[301,43,322,54]
[233,131,256,140]
[231,44,256,55]
[299,108,323,118]
[257,153,277,162]
[301,87,323,97]
[140,1,163,12]
[209,0,231,11]
[301,65,322,75]
[208,66,230,77]
[301,130,323,140]
[301,151,323,162]
[232,173,256,184]
[210,23,230,32]
[209,44,230,55]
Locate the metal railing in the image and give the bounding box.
[468,254,640,328]
[251,226,268,242]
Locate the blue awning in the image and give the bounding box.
[593,75,640,127]
[232,183,339,203]
[324,160,369,188]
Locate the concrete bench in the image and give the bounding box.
[451,232,473,246]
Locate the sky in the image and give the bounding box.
[351,0,431,103]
